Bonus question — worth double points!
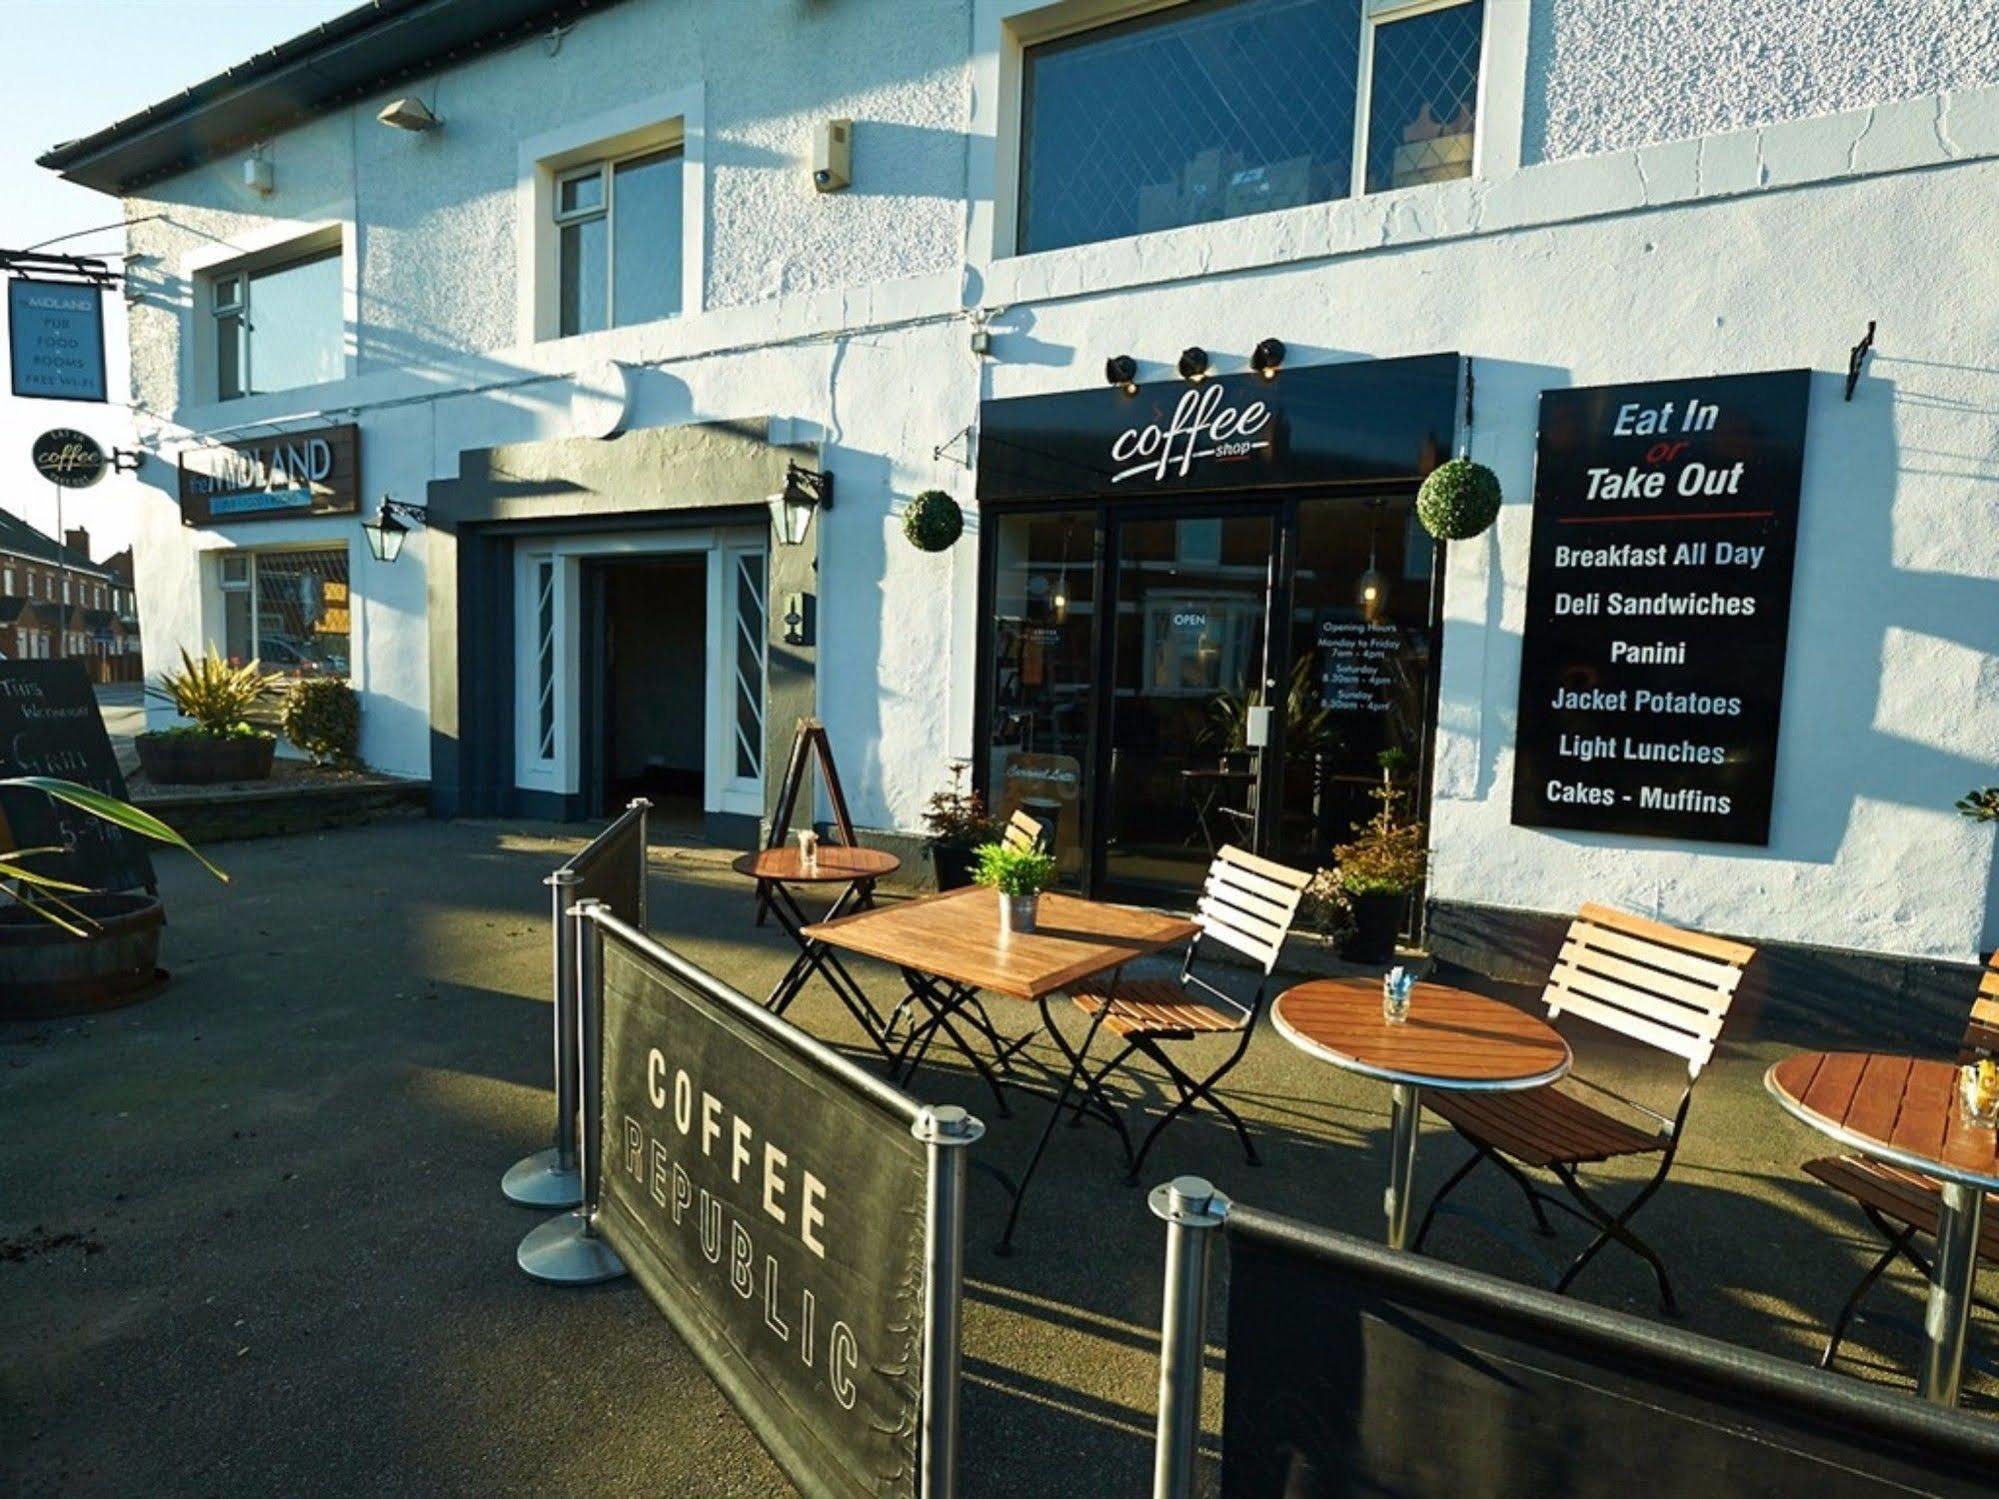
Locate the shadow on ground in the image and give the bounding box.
[1,820,1990,1497]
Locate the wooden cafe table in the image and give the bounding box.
[807,885,1198,1250]
[1273,977,1572,1250]
[731,844,901,1062]
[1768,1051,1999,1406]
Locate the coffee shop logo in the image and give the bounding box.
[1109,382,1272,485]
[31,428,107,489]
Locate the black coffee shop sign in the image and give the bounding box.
[1511,369,1811,845]
[177,422,360,526]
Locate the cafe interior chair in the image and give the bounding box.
[1804,950,1999,1374]
[1001,808,1047,855]
[1065,845,1311,1182]
[1411,903,1757,1316]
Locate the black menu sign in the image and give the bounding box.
[0,661,154,891]
[1511,370,1810,844]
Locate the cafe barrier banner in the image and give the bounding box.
[1210,1202,1999,1498]
[595,923,930,1498]
[563,798,648,930]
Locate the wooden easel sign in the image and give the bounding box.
[758,719,859,924]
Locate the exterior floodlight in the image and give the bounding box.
[1105,354,1138,395]
[377,97,442,132]
[362,496,428,563]
[1177,346,1209,383]
[1250,338,1286,380]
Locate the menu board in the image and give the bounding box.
[0,661,154,892]
[1511,371,1811,845]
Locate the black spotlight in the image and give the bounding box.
[1104,354,1138,394]
[1177,346,1210,383]
[1250,337,1286,380]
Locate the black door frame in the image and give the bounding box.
[974,485,1445,913]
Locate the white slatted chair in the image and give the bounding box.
[1001,808,1047,855]
[1067,845,1311,1182]
[1411,902,1756,1315]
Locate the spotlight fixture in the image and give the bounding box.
[378,97,442,132]
[1177,346,1210,383]
[1104,354,1138,395]
[1250,337,1286,381]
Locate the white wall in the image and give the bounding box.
[102,0,1999,961]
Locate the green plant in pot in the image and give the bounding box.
[923,762,999,890]
[282,676,361,767]
[973,839,1057,937]
[139,647,285,785]
[1330,750,1427,964]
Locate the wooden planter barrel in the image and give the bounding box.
[135,732,276,785]
[0,892,167,1020]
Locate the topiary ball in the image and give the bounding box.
[903,490,964,552]
[1416,458,1503,540]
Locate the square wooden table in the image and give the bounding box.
[808,885,1197,1249]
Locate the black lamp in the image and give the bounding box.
[768,462,833,547]
[1177,346,1210,383]
[1104,354,1138,395]
[361,495,428,563]
[1250,337,1286,380]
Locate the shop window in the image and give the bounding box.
[217,547,350,678]
[555,145,684,336]
[730,549,767,782]
[1016,0,1483,254]
[209,245,343,401]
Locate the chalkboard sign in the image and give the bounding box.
[1511,371,1810,845]
[595,929,927,1497]
[0,662,153,892]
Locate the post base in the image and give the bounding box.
[502,1148,583,1209]
[517,1210,628,1285]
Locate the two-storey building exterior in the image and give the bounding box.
[40,0,1999,1009]
[0,516,141,679]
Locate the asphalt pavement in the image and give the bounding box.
[1,819,1990,1496]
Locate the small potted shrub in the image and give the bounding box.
[139,647,284,785]
[923,762,998,890]
[1331,752,1427,964]
[282,677,361,766]
[973,840,1057,937]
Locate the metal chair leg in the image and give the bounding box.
[1411,1146,1490,1252]
[1552,1161,1680,1316]
[1067,1042,1134,1129]
[1820,1228,1914,1369]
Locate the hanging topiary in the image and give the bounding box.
[902,489,964,552]
[1416,458,1503,540]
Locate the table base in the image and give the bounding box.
[759,877,893,1064]
[1922,1180,1985,1405]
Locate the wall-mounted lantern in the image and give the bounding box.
[361,495,429,563]
[768,463,832,547]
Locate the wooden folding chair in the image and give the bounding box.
[1806,950,1999,1372]
[1001,808,1047,855]
[1411,903,1756,1315]
[1066,845,1310,1182]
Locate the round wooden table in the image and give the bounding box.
[1273,978,1572,1249]
[731,845,901,1056]
[1767,1051,1999,1406]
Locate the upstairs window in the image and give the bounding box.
[1017,0,1484,255]
[211,246,343,400]
[555,146,685,336]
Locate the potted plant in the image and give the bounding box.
[0,774,225,1019]
[973,839,1057,937]
[1330,751,1427,964]
[924,761,999,890]
[138,647,285,784]
[281,676,361,766]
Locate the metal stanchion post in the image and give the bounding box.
[630,797,651,933]
[1148,1175,1229,1499]
[502,867,585,1207]
[517,900,628,1285]
[912,1104,984,1499]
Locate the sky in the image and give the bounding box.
[2,0,353,561]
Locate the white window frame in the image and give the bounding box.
[551,142,688,338]
[510,529,766,819]
[214,543,352,676]
[986,0,1514,258]
[517,88,705,346]
[180,215,355,411]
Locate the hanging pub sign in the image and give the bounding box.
[977,352,1458,502]
[9,279,107,403]
[596,930,929,1497]
[31,428,108,489]
[177,422,360,525]
[1511,369,1811,845]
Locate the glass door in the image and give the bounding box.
[1099,508,1276,900]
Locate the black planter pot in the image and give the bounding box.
[1340,890,1407,965]
[933,843,979,891]
[135,732,276,785]
[0,892,167,1021]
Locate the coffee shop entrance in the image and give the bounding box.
[975,354,1459,903]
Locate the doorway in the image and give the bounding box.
[592,555,707,830]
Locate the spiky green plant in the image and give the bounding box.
[148,646,283,737]
[0,776,225,935]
